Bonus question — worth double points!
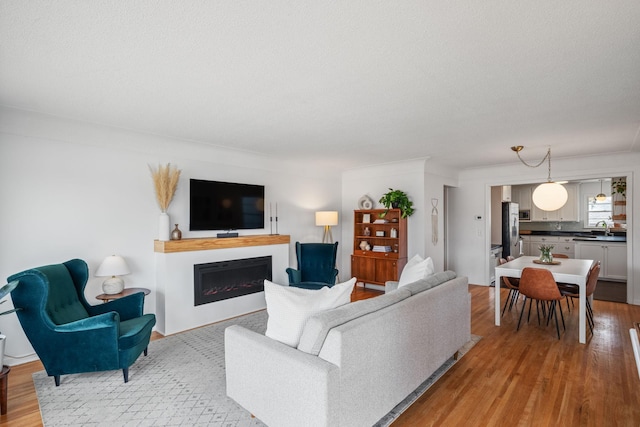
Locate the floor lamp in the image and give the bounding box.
[316,211,338,243]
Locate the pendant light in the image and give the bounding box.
[595,179,607,202]
[511,146,568,211]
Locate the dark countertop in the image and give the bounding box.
[520,230,626,242]
[572,236,627,243]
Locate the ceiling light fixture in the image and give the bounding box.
[595,179,607,202]
[511,146,568,211]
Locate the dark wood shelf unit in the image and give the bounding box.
[351,209,407,287]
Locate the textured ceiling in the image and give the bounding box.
[1,1,640,170]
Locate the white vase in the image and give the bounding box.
[0,335,5,368]
[159,212,171,241]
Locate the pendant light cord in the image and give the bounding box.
[513,147,553,182]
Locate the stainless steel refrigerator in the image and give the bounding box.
[501,202,520,258]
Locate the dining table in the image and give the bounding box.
[495,255,595,344]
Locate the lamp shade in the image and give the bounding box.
[315,211,339,226]
[532,182,568,211]
[96,255,130,277]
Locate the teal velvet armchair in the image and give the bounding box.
[8,259,156,386]
[286,242,339,290]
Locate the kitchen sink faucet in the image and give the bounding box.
[595,220,610,235]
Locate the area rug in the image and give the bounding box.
[33,310,480,426]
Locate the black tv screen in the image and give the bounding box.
[190,179,265,231]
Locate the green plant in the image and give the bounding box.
[378,188,415,218]
[611,179,626,198]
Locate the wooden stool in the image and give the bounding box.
[0,365,10,415]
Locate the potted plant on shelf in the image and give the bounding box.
[379,188,415,218]
[0,280,20,367]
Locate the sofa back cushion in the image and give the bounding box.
[264,278,356,347]
[401,270,457,295]
[297,288,411,355]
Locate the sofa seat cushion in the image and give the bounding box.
[264,278,356,347]
[297,288,411,355]
[402,270,457,295]
[118,314,156,350]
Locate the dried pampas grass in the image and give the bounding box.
[149,163,181,212]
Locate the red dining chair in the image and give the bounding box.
[499,258,520,316]
[517,267,565,339]
[558,262,601,334]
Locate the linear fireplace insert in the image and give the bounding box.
[193,256,272,306]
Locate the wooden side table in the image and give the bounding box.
[0,365,10,415]
[95,287,150,303]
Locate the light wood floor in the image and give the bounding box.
[3,285,640,426]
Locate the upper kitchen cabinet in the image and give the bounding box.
[512,185,531,210]
[530,183,579,222]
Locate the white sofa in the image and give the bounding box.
[225,271,471,427]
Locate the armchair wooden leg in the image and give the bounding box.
[123,368,129,383]
[453,350,460,360]
[144,347,148,356]
[54,375,60,387]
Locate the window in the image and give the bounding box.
[586,195,612,228]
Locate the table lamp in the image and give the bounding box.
[96,255,130,295]
[316,211,338,243]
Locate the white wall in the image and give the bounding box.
[447,152,637,305]
[0,108,342,364]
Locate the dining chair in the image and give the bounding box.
[517,267,565,339]
[499,258,520,316]
[558,262,601,333]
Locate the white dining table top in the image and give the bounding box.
[496,256,594,281]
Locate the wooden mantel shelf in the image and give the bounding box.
[154,234,291,253]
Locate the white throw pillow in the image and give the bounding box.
[398,255,434,288]
[264,278,356,347]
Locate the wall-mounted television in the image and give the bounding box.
[190,179,265,231]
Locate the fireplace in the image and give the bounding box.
[193,256,272,306]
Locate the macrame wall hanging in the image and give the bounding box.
[431,198,438,245]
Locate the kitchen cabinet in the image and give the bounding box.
[527,235,575,258]
[575,241,627,281]
[530,184,579,222]
[513,185,532,210]
[352,209,407,287]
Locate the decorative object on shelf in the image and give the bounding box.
[362,213,371,223]
[269,203,280,235]
[595,179,607,202]
[315,211,338,243]
[171,224,182,240]
[538,244,554,264]
[95,255,131,295]
[379,188,415,218]
[390,228,398,238]
[375,230,385,237]
[364,226,371,236]
[358,195,374,210]
[511,146,568,211]
[359,240,369,250]
[0,280,21,368]
[431,198,439,245]
[149,163,181,241]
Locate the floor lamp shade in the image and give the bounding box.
[316,211,338,243]
[96,255,131,295]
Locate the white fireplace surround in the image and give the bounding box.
[154,238,289,335]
